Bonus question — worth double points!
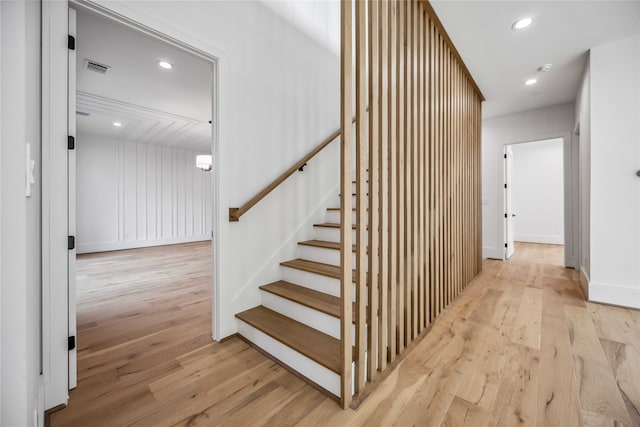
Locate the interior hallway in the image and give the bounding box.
[50,242,640,426]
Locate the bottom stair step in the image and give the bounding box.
[236,306,341,374]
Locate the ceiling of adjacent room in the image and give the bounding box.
[75,8,212,151]
[431,1,640,119]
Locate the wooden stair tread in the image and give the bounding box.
[281,258,356,282]
[314,222,357,230]
[236,306,342,374]
[261,280,341,318]
[298,239,356,252]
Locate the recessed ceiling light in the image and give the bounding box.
[540,63,553,72]
[512,17,533,30]
[113,122,122,127]
[524,78,537,86]
[157,60,173,69]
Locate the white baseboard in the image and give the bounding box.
[514,234,564,245]
[483,247,503,260]
[77,235,211,254]
[589,281,640,309]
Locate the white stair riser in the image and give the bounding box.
[260,292,357,344]
[280,266,356,300]
[297,244,355,266]
[237,319,341,397]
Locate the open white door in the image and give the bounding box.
[504,146,515,259]
[68,7,77,389]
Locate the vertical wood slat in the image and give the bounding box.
[341,0,483,405]
[422,6,430,329]
[417,3,425,332]
[396,0,405,353]
[387,0,397,363]
[411,0,419,340]
[339,0,353,409]
[367,0,380,382]
[378,0,389,372]
[429,19,436,324]
[404,0,412,345]
[445,43,450,309]
[354,0,367,394]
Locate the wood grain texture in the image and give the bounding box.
[378,0,389,373]
[281,258,356,282]
[236,306,342,374]
[49,242,640,426]
[260,280,342,318]
[355,0,368,392]
[339,0,354,407]
[367,0,380,382]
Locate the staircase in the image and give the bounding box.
[235,184,360,401]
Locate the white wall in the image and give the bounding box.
[76,134,212,253]
[482,102,579,267]
[1,1,45,425]
[83,0,342,339]
[511,139,564,245]
[587,34,640,308]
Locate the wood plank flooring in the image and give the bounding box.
[50,242,640,426]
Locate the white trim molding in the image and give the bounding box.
[514,234,564,245]
[78,235,211,254]
[483,246,503,260]
[589,281,640,310]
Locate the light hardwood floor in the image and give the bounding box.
[50,242,640,426]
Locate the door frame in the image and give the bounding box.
[497,131,579,268]
[41,0,227,409]
[503,145,514,259]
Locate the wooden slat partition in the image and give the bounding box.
[340,0,483,408]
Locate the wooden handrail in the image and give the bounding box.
[229,121,354,222]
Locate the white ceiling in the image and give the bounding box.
[75,8,212,151]
[431,1,640,119]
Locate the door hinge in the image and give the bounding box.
[505,243,508,248]
[504,154,507,159]
[68,336,76,351]
[68,135,75,150]
[68,236,75,250]
[504,213,508,218]
[68,35,76,50]
[504,183,507,189]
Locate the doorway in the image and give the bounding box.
[68,2,216,389]
[503,138,565,260]
[41,1,222,410]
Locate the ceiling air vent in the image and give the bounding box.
[84,59,110,75]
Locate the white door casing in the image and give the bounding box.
[68,6,77,390]
[42,0,71,409]
[504,146,514,259]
